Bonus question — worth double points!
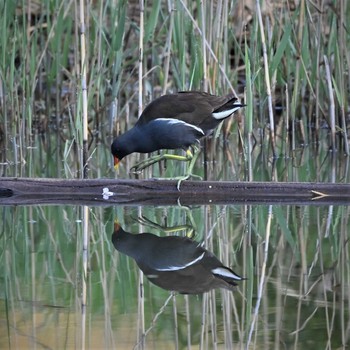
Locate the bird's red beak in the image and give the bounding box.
[113,156,120,170]
[114,220,121,232]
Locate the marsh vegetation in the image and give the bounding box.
[0,1,349,349]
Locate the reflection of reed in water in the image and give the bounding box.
[112,221,244,294]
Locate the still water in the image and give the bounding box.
[1,200,349,349]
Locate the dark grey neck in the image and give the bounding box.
[115,125,145,155]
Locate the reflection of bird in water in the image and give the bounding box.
[112,222,244,294]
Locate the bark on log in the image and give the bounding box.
[0,177,349,206]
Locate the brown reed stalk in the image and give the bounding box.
[255,0,276,157]
[79,0,89,178]
[324,55,336,153]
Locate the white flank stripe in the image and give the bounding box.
[156,252,205,271]
[212,107,241,120]
[212,267,242,280]
[155,118,205,135]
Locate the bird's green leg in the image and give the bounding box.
[174,146,202,190]
[130,152,191,174]
[137,215,195,238]
[129,146,202,190]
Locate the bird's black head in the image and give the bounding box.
[111,138,129,169]
[111,126,146,169]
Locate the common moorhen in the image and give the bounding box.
[112,222,244,294]
[111,91,245,177]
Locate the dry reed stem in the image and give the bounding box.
[246,205,273,349]
[200,0,208,91]
[324,55,336,153]
[162,1,174,95]
[255,0,276,157]
[79,0,89,178]
[81,205,89,349]
[138,0,144,118]
[137,3,146,346]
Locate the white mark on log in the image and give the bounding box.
[103,187,115,199]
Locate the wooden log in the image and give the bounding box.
[0,177,349,206]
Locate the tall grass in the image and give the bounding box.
[0,3,349,348]
[0,0,349,179]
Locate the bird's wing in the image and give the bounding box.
[145,237,206,271]
[137,92,230,125]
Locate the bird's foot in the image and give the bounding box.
[130,154,165,173]
[174,173,203,191]
[130,163,147,174]
[149,172,201,190]
[137,215,195,237]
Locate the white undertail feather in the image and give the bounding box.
[212,267,242,280]
[212,106,242,120]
